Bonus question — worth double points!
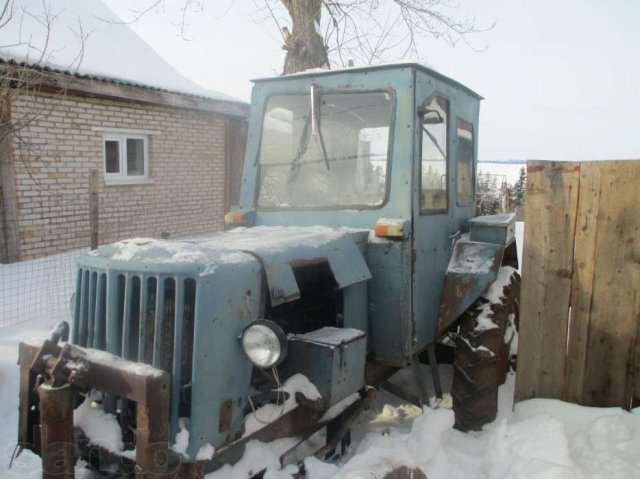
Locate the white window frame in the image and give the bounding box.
[102,133,150,185]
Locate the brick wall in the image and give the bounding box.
[8,92,229,260]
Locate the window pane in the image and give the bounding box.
[421,97,448,211]
[257,92,392,208]
[456,119,474,206]
[127,138,145,176]
[105,140,120,173]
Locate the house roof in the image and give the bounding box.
[0,0,245,105]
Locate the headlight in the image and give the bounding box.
[240,320,287,369]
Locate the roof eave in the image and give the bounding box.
[0,60,250,117]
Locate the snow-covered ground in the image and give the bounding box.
[1,224,640,478]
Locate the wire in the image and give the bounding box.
[246,367,287,426]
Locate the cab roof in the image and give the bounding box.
[252,61,483,100]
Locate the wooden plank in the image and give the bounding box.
[515,160,580,402]
[634,315,640,408]
[580,161,640,408]
[89,169,99,250]
[563,161,601,404]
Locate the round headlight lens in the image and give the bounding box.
[241,321,286,369]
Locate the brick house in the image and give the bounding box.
[0,1,249,262]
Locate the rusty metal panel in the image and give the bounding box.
[18,343,40,454]
[21,338,172,478]
[218,400,233,433]
[38,383,74,479]
[436,240,504,336]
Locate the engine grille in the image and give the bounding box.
[72,268,197,437]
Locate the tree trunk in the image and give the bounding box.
[281,0,328,74]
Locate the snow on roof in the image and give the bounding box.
[0,0,244,104]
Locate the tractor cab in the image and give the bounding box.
[230,63,484,362]
[234,62,481,234]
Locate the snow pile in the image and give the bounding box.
[74,396,125,453]
[244,374,321,437]
[92,226,365,272]
[0,322,51,478]
[173,418,191,457]
[482,266,518,304]
[107,237,207,262]
[200,226,367,255]
[172,418,215,462]
[90,236,255,277]
[303,374,640,479]
[196,443,216,462]
[473,302,499,332]
[0,0,243,102]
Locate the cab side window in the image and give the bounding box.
[420,97,449,213]
[456,119,475,206]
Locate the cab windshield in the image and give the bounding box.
[257,91,394,208]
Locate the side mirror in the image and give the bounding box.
[418,106,444,124]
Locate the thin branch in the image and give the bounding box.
[262,0,287,43]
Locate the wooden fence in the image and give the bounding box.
[515,160,640,409]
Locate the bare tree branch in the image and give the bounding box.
[98,0,493,72]
[0,0,88,197]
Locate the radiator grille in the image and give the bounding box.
[73,269,197,437]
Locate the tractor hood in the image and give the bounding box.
[87,226,372,306]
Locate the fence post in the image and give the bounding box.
[89,169,99,250]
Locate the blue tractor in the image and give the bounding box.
[18,63,519,477]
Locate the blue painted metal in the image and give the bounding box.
[197,227,371,306]
[284,327,367,408]
[342,282,368,340]
[170,280,185,438]
[366,239,412,365]
[410,68,481,354]
[186,259,261,459]
[239,65,418,365]
[435,240,505,336]
[67,64,510,459]
[433,215,516,338]
[73,239,262,456]
[94,273,105,349]
[469,213,516,245]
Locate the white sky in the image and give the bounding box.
[97,1,640,161]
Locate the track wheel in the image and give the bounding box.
[452,267,520,431]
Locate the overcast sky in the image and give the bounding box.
[101,0,640,162]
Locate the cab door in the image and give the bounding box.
[410,84,457,351]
